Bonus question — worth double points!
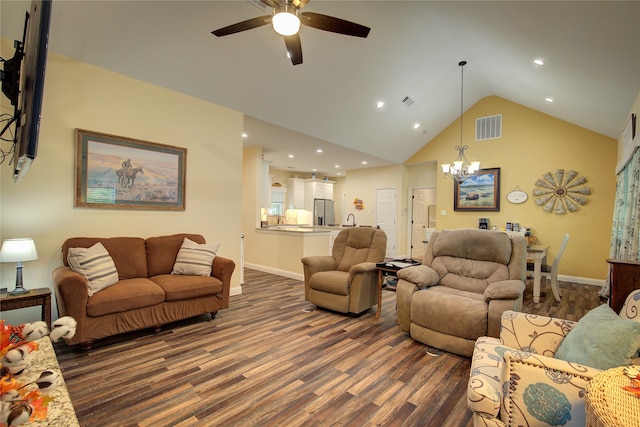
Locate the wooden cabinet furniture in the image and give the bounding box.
[606,258,640,313]
[0,287,51,327]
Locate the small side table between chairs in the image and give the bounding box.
[0,287,52,327]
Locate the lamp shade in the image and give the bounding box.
[0,238,39,263]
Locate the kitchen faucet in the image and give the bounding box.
[346,213,356,227]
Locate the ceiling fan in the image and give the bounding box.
[211,0,370,65]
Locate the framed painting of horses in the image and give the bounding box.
[453,167,500,212]
[74,129,186,210]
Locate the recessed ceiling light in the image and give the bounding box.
[534,58,545,66]
[413,123,421,129]
[377,100,385,109]
[288,154,294,158]
[337,172,342,176]
[334,165,340,168]
[312,168,317,172]
[242,132,248,138]
[361,161,368,165]
[545,97,555,103]
[316,149,323,153]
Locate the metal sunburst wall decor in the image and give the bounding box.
[533,169,590,214]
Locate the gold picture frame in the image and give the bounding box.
[453,167,500,211]
[74,129,186,210]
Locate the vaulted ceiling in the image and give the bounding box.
[2,1,639,177]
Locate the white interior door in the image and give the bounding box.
[376,188,397,258]
[411,189,427,260]
[409,188,437,260]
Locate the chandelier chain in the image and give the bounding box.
[441,60,480,182]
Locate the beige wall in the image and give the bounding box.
[1,41,244,323]
[246,93,620,282]
[242,154,333,278]
[406,96,617,281]
[342,165,407,256]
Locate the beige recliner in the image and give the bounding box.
[301,227,387,315]
[396,228,526,357]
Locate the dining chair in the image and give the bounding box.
[528,233,570,301]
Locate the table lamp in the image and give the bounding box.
[0,238,39,295]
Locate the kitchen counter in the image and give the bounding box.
[256,226,331,234]
[256,224,365,234]
[247,225,371,278]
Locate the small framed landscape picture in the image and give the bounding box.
[453,167,500,212]
[74,129,186,210]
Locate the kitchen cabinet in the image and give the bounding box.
[305,179,333,200]
[286,178,305,209]
[304,179,334,213]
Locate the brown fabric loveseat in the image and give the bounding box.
[52,233,235,349]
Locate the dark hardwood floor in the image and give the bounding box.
[54,269,603,427]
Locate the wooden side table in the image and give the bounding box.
[375,265,398,319]
[0,287,52,327]
[375,260,421,319]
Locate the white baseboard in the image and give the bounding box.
[242,264,604,288]
[244,263,304,281]
[230,285,243,296]
[557,274,604,287]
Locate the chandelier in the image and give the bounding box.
[441,60,480,182]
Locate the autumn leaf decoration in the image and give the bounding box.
[623,366,640,397]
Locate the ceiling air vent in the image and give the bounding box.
[401,96,414,107]
[475,114,502,141]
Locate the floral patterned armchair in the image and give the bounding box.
[468,289,640,427]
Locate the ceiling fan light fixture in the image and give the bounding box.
[272,6,300,36]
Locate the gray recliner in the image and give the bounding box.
[396,228,526,357]
[301,227,387,315]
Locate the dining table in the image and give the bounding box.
[527,244,549,303]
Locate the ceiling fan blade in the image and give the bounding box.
[300,12,370,38]
[212,15,271,37]
[284,34,303,65]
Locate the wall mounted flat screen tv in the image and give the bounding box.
[1,0,52,183]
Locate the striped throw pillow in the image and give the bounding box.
[172,238,219,276]
[67,242,119,296]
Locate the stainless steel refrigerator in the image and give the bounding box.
[314,199,334,226]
